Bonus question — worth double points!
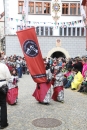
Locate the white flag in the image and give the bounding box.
[80,0,86,21]
[22,0,29,27]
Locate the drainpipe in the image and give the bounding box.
[3,0,6,54]
[86,0,87,50]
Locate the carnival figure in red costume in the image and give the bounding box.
[52,66,64,103]
[33,62,52,104]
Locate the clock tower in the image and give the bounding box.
[51,0,61,36]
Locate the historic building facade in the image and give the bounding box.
[0,12,4,51]
[4,0,86,58]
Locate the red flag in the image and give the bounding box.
[82,0,86,6]
[32,82,51,102]
[16,27,47,83]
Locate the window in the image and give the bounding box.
[18,1,51,14]
[36,26,39,35]
[17,26,21,31]
[29,2,34,13]
[49,27,53,36]
[68,28,71,36]
[45,27,48,36]
[18,1,23,13]
[78,3,80,15]
[41,27,44,35]
[77,28,80,36]
[59,27,62,36]
[72,28,76,36]
[35,2,42,14]
[27,26,30,28]
[62,4,69,14]
[17,25,30,30]
[81,27,84,36]
[70,4,76,15]
[64,27,67,36]
[62,2,81,15]
[44,3,50,14]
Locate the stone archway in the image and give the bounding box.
[51,51,65,58]
[47,47,70,59]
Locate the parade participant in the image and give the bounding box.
[17,27,51,104]
[33,62,52,104]
[52,66,64,102]
[7,69,18,105]
[0,52,11,129]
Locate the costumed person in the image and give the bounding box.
[32,62,52,104]
[71,68,83,90]
[16,27,51,104]
[0,52,11,129]
[7,68,18,105]
[52,66,64,103]
[78,68,87,92]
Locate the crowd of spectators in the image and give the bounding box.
[1,52,87,93]
[44,56,87,93]
[1,54,29,78]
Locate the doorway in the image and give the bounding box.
[51,51,65,58]
[47,47,70,59]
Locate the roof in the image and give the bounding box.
[82,0,86,6]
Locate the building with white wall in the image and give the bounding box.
[0,12,4,51]
[4,0,87,58]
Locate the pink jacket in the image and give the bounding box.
[82,63,87,78]
[64,71,72,78]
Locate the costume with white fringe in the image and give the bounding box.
[7,75,18,105]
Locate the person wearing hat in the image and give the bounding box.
[52,66,64,102]
[0,52,11,129]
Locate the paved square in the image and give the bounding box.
[6,74,87,130]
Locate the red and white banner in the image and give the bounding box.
[16,27,47,83]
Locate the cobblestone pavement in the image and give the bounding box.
[6,74,87,130]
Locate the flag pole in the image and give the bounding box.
[22,0,29,29]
